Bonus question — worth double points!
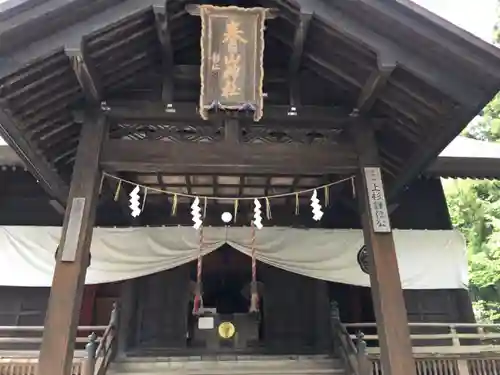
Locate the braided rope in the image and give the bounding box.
[192,226,204,315]
[249,222,259,313]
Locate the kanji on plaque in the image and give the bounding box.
[199,5,267,121]
[363,167,391,233]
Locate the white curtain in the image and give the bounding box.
[0,226,467,289]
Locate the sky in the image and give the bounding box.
[414,0,497,42]
[0,0,497,146]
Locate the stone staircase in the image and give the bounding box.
[107,354,346,375]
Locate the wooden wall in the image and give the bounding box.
[0,287,49,326]
[130,265,191,349]
[0,284,119,328]
[391,177,453,230]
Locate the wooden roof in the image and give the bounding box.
[1,0,500,207]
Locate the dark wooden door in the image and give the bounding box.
[134,265,190,348]
[260,265,330,353]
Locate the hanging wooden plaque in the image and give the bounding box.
[363,167,391,233]
[199,5,267,121]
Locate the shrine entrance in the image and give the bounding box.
[128,244,334,355]
[194,245,254,315]
[186,246,265,352]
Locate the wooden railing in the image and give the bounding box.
[330,302,370,375]
[344,322,500,375]
[82,303,119,375]
[0,303,119,375]
[344,322,500,353]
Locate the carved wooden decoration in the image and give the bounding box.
[198,5,267,121]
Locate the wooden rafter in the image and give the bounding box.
[355,56,396,113]
[101,140,358,174]
[0,0,166,77]
[349,0,500,81]
[153,3,175,103]
[212,175,219,205]
[66,39,103,104]
[285,176,300,206]
[156,173,166,190]
[0,106,69,205]
[185,175,192,195]
[136,180,320,190]
[288,13,312,106]
[291,0,483,105]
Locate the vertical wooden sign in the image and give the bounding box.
[199,5,267,121]
[363,167,391,233]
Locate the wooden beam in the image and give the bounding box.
[288,13,312,106]
[101,140,358,174]
[0,105,69,204]
[48,199,66,215]
[65,40,102,104]
[290,0,484,105]
[37,111,107,375]
[224,118,240,143]
[102,100,354,125]
[153,3,175,103]
[355,56,396,113]
[427,156,500,180]
[351,122,416,375]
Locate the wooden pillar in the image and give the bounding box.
[37,112,108,375]
[351,123,416,375]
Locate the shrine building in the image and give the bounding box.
[1,1,500,375]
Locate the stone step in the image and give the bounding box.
[108,355,346,375]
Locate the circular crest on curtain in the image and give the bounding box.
[357,245,370,274]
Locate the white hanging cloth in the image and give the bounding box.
[0,226,467,289]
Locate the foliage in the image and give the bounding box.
[445,6,500,319]
[444,93,500,322]
[463,98,500,142]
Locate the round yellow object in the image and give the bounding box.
[218,321,236,339]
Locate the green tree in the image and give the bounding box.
[444,97,500,322]
[463,96,500,141]
[444,3,500,321]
